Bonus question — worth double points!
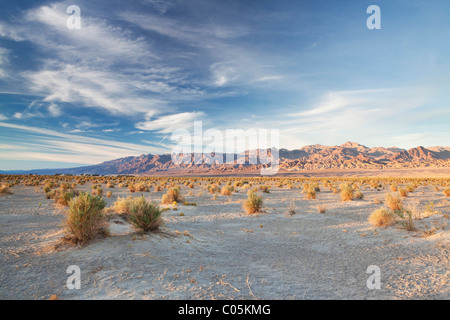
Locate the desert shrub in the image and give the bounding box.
[0,185,13,196]
[444,188,450,197]
[354,190,364,200]
[221,185,234,196]
[390,184,398,192]
[316,204,327,214]
[259,185,270,193]
[91,184,103,196]
[64,192,107,245]
[207,184,219,194]
[243,191,263,214]
[305,187,316,200]
[302,183,310,193]
[369,208,396,227]
[399,188,409,197]
[394,209,416,231]
[106,191,113,198]
[46,188,78,206]
[55,190,78,206]
[134,182,149,192]
[385,193,403,212]
[128,196,163,233]
[340,183,354,201]
[161,186,185,204]
[113,196,135,214]
[59,182,72,191]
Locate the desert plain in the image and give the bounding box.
[0,170,449,300]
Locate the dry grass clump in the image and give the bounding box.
[305,187,316,200]
[207,184,219,194]
[64,192,107,246]
[112,196,135,214]
[161,186,185,204]
[0,185,13,196]
[419,201,440,219]
[128,184,136,193]
[444,188,450,197]
[369,208,396,227]
[128,196,163,233]
[354,190,364,200]
[371,193,417,231]
[134,182,149,192]
[259,185,270,193]
[243,191,263,214]
[220,185,234,196]
[46,188,79,206]
[91,184,103,196]
[399,188,409,197]
[385,193,403,211]
[390,184,398,192]
[395,209,417,231]
[316,204,327,214]
[340,183,354,201]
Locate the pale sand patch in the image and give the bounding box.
[0,181,448,299]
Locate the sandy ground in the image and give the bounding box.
[0,181,449,300]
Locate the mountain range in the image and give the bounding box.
[2,142,450,176]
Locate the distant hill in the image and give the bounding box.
[1,142,450,176]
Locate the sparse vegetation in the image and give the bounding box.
[444,188,450,197]
[399,188,409,197]
[221,185,234,196]
[0,185,13,196]
[128,196,163,233]
[162,186,185,204]
[305,186,316,200]
[394,208,417,231]
[64,192,107,246]
[340,183,354,201]
[369,207,396,227]
[385,193,403,212]
[243,191,263,214]
[316,204,327,214]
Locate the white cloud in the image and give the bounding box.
[48,103,61,117]
[136,111,204,134]
[0,4,185,117]
[0,121,168,165]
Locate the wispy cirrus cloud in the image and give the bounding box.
[0,3,191,118]
[136,111,205,134]
[0,121,166,165]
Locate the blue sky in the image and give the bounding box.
[0,0,449,170]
